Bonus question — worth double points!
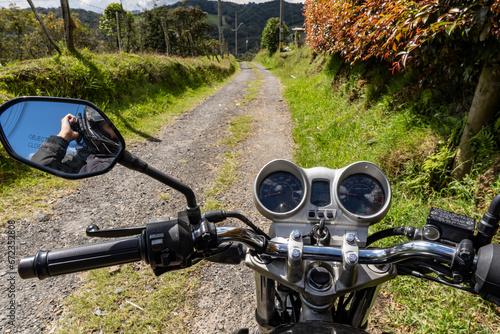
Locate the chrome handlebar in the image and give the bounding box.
[216,227,457,265]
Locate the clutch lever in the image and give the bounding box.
[86,224,146,238]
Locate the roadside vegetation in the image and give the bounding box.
[0,52,236,221]
[255,46,500,333]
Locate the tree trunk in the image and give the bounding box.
[161,17,170,56]
[26,0,61,55]
[452,64,500,180]
[60,0,76,53]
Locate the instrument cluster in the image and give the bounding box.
[253,160,391,226]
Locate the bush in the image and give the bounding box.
[261,17,289,54]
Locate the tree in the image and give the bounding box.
[261,17,288,54]
[304,0,500,179]
[99,3,134,51]
[0,5,37,61]
[138,5,214,57]
[169,7,214,57]
[26,0,61,55]
[60,0,76,52]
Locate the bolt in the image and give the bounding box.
[346,252,358,264]
[291,230,302,241]
[346,233,356,244]
[291,248,301,260]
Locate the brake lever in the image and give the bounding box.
[86,224,146,238]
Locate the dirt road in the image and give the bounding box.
[0,62,293,333]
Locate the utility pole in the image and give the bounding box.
[234,8,238,58]
[217,0,224,58]
[161,17,171,56]
[232,8,243,59]
[116,11,121,52]
[279,0,284,52]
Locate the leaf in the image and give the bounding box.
[474,7,489,25]
[479,24,491,42]
[449,8,460,14]
[446,22,457,35]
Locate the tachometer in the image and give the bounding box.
[338,174,385,216]
[258,172,304,213]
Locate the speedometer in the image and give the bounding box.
[258,172,304,213]
[253,159,308,219]
[338,174,385,216]
[335,161,391,224]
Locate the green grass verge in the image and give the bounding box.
[0,52,237,221]
[255,47,500,333]
[56,264,198,333]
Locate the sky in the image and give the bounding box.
[0,0,304,13]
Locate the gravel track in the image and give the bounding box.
[0,62,293,333]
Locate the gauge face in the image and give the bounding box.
[258,171,304,213]
[338,174,386,216]
[310,180,331,207]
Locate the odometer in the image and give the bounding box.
[338,174,385,216]
[258,172,304,213]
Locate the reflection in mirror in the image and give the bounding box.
[0,100,123,176]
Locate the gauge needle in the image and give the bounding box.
[264,192,281,197]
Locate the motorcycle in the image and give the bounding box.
[0,96,499,333]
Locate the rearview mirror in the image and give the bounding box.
[0,97,125,179]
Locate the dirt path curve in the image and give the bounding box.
[0,62,293,333]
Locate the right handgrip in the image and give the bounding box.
[473,243,500,306]
[18,236,145,280]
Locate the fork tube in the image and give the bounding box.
[255,273,277,331]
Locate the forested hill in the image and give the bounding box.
[36,8,102,31]
[167,0,305,54]
[34,0,304,56]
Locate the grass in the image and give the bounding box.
[203,115,254,211]
[56,264,199,333]
[202,71,260,211]
[255,47,500,333]
[0,52,237,221]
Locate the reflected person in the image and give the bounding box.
[31,108,120,174]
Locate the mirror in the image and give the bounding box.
[0,97,125,179]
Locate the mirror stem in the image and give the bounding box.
[119,150,198,209]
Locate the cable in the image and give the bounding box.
[366,226,420,247]
[203,210,270,240]
[397,266,475,293]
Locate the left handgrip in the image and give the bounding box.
[18,236,145,280]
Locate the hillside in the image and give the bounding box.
[36,7,102,31]
[32,0,304,57]
[167,0,305,56]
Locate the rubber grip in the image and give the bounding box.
[18,236,144,280]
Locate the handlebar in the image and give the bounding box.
[16,225,500,305]
[18,236,145,279]
[15,227,462,279]
[217,227,457,264]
